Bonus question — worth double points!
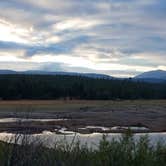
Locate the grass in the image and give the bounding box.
[0,132,165,166]
[0,100,165,132]
[0,99,165,112]
[0,99,165,165]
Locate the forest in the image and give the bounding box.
[0,74,166,100]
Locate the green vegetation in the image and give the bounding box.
[0,75,166,100]
[0,133,165,166]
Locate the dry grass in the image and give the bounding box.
[0,99,165,110]
[0,100,165,133]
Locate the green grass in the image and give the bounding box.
[0,132,165,166]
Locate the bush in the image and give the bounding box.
[0,133,165,166]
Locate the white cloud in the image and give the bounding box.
[29,53,157,73]
[0,62,43,71]
[0,19,33,44]
[0,50,25,62]
[132,52,166,65]
[0,0,165,76]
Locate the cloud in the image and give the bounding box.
[0,62,44,71]
[0,0,165,77]
[0,19,33,44]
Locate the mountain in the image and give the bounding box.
[134,70,166,83]
[0,70,18,74]
[0,70,113,80]
[135,70,166,79]
[0,69,166,83]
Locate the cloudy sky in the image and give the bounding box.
[0,0,165,77]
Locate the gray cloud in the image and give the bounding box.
[0,0,165,77]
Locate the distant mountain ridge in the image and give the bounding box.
[0,70,18,74]
[0,69,166,82]
[135,70,166,79]
[0,70,114,80]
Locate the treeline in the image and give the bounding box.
[0,74,166,100]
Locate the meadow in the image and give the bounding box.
[0,100,165,165]
[0,100,165,133]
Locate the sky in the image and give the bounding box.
[0,0,166,77]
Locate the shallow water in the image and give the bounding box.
[110,126,149,131]
[82,126,110,131]
[0,131,165,149]
[0,118,68,123]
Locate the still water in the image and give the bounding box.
[0,131,165,149]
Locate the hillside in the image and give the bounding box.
[0,70,113,80]
[135,70,166,80]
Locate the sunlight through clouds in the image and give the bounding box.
[0,0,165,77]
[0,19,32,44]
[54,18,100,31]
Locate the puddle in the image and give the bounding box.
[58,127,76,134]
[78,126,110,131]
[110,126,150,132]
[0,118,68,123]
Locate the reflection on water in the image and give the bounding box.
[0,131,165,149]
[0,118,68,123]
[80,126,110,131]
[110,126,149,132]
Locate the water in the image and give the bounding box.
[0,131,165,149]
[0,118,165,149]
[0,118,68,123]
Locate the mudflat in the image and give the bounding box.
[0,100,165,133]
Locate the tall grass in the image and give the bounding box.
[0,132,165,166]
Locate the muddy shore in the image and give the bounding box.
[0,100,165,134]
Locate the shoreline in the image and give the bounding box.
[0,100,165,134]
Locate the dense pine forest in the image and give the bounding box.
[0,74,166,100]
